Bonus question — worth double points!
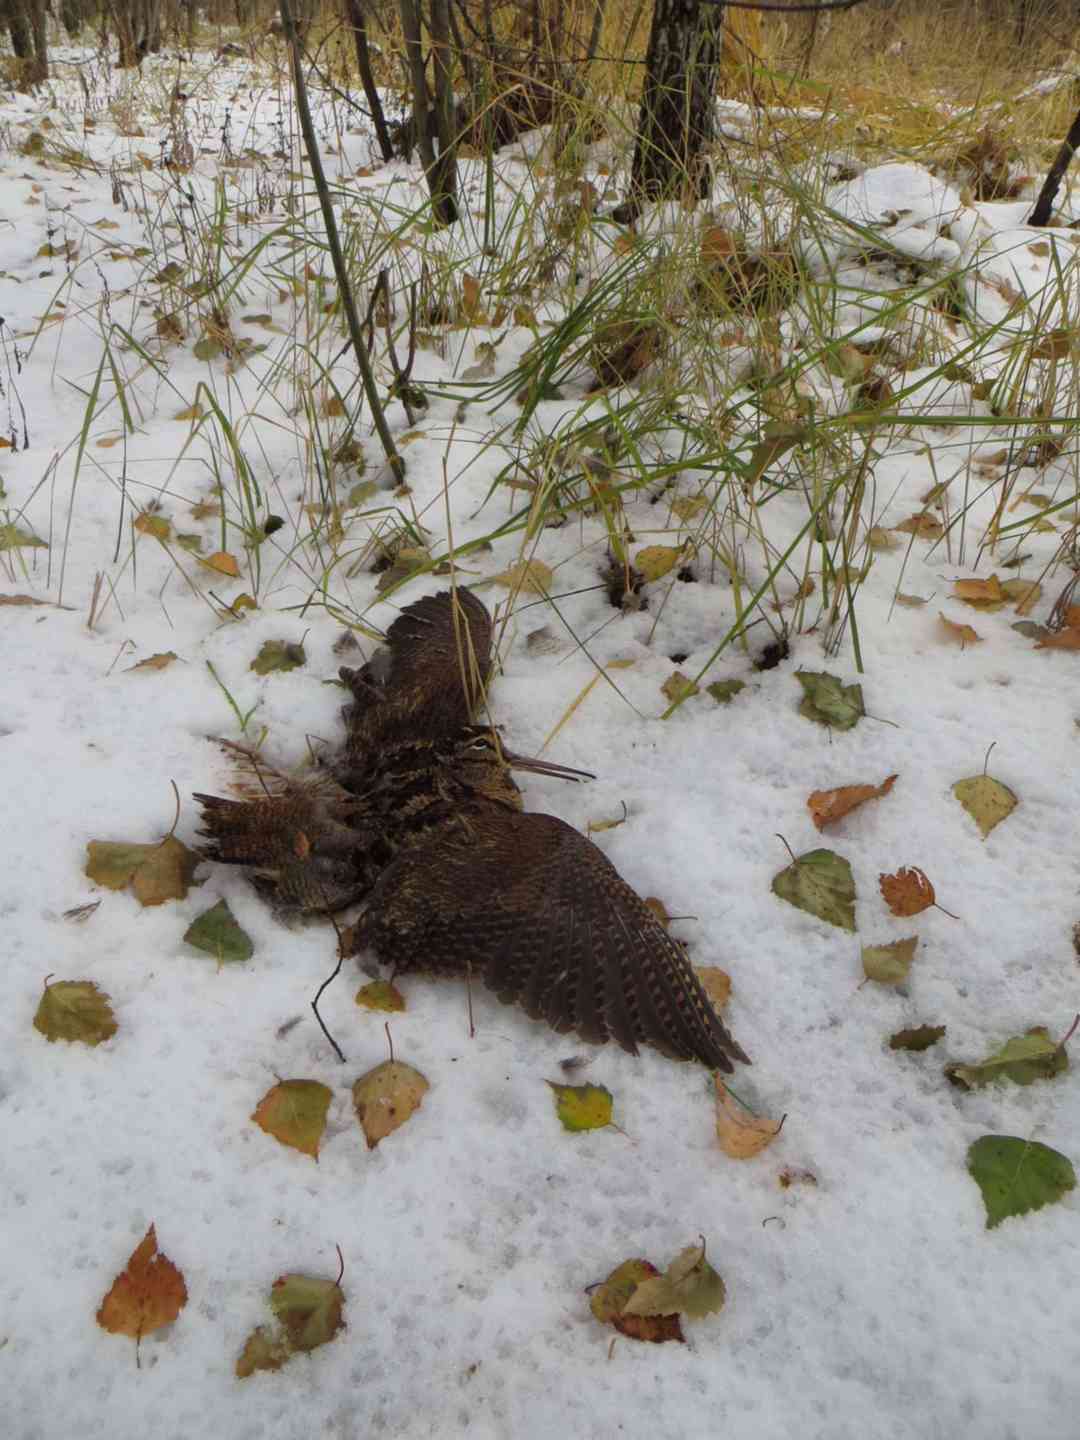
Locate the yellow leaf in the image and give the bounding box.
[490,559,553,594]
[715,1080,782,1158]
[938,612,981,647]
[352,1060,429,1149]
[356,979,406,1012]
[125,651,178,673]
[634,545,684,582]
[695,966,732,1011]
[173,403,203,421]
[953,575,1005,611]
[202,550,240,576]
[953,775,1018,838]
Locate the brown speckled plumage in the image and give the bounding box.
[194,587,748,1071]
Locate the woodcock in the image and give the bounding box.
[195,588,749,1072]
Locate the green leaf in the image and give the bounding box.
[795,671,864,730]
[355,979,406,1012]
[547,1081,613,1133]
[270,1274,345,1351]
[967,1135,1075,1229]
[889,1024,946,1052]
[193,335,223,361]
[251,640,306,675]
[33,979,117,1045]
[771,848,856,931]
[175,532,203,553]
[623,1241,726,1320]
[183,898,253,963]
[862,936,917,985]
[252,1079,332,1159]
[0,523,47,551]
[952,775,1018,839]
[946,1028,1067,1090]
[706,679,746,705]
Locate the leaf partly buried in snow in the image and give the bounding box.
[33,979,117,1045]
[953,575,1006,611]
[706,679,745,705]
[352,1060,429,1149]
[0,523,48,551]
[125,651,178,673]
[237,1272,345,1377]
[715,1080,783,1158]
[97,1225,188,1344]
[889,1024,946,1052]
[945,1028,1068,1090]
[85,836,200,906]
[251,639,306,675]
[967,1135,1076,1229]
[183,898,253,962]
[795,671,864,730]
[952,775,1018,838]
[355,979,406,1012]
[489,559,553,595]
[547,1081,613,1133]
[772,847,856,931]
[589,1259,684,1344]
[879,866,936,917]
[661,670,699,704]
[252,1079,333,1159]
[623,1241,726,1320]
[862,936,918,985]
[634,545,684,582]
[807,774,897,830]
[938,612,981,647]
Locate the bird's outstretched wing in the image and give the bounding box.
[358,805,749,1072]
[341,588,494,758]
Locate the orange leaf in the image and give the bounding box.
[1035,627,1080,651]
[938,612,981,647]
[952,575,1005,610]
[879,866,935,917]
[461,273,483,321]
[807,774,897,830]
[202,550,240,576]
[97,1225,187,1344]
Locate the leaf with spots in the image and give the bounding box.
[352,1060,429,1149]
[252,1079,333,1159]
[33,979,117,1045]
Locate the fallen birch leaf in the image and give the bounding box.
[85,836,200,906]
[879,866,936,917]
[807,774,897,830]
[772,848,856,931]
[252,1079,333,1159]
[862,936,918,985]
[938,612,981,647]
[968,1135,1075,1229]
[97,1225,187,1349]
[547,1081,613,1133]
[33,979,117,1045]
[352,1060,429,1149]
[952,774,1018,838]
[715,1080,783,1157]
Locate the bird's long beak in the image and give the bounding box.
[499,748,596,783]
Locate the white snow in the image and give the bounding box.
[3,44,1080,1440]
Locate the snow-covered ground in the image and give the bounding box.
[3,45,1080,1440]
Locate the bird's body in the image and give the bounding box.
[194,587,748,1071]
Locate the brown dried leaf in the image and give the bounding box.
[807,774,897,830]
[352,1060,429,1149]
[938,612,982,647]
[879,866,935,917]
[694,966,732,1011]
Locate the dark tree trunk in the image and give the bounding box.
[1029,104,1080,227]
[618,0,725,222]
[342,0,395,162]
[3,0,48,84]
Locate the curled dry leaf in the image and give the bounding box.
[952,575,1005,611]
[715,1080,783,1158]
[97,1225,188,1347]
[807,774,897,830]
[938,612,982,647]
[352,1060,429,1149]
[879,866,936,917]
